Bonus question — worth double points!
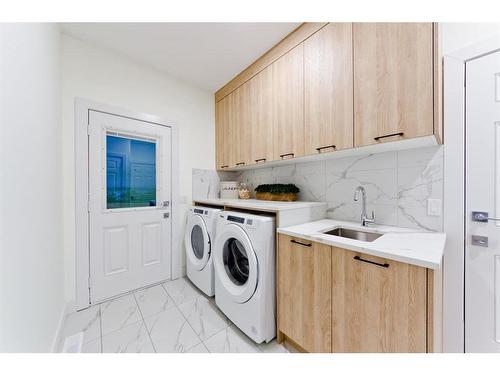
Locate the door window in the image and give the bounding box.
[222,238,249,285]
[191,225,205,260]
[106,134,157,209]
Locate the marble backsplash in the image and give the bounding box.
[192,169,239,200]
[192,145,443,231]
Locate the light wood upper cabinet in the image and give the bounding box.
[331,247,427,353]
[353,23,434,147]
[215,96,230,169]
[225,90,238,168]
[249,65,273,164]
[304,23,353,154]
[215,23,440,170]
[216,86,252,169]
[272,44,305,160]
[277,234,332,353]
[233,83,253,167]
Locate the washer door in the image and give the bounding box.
[185,214,210,271]
[214,224,258,303]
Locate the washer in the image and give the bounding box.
[185,206,222,297]
[213,211,276,344]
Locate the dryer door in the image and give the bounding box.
[185,214,211,271]
[214,224,258,303]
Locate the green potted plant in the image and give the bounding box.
[254,184,300,202]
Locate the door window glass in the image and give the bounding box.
[106,134,157,209]
[191,225,205,260]
[223,238,249,285]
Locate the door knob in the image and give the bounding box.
[472,211,500,222]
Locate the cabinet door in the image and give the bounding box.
[249,65,273,165]
[215,96,230,170]
[277,234,331,352]
[304,23,353,154]
[232,83,252,167]
[226,90,239,168]
[353,23,433,147]
[331,247,427,352]
[272,44,304,160]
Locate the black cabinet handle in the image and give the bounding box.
[374,132,404,141]
[316,145,336,152]
[353,255,389,268]
[280,152,294,159]
[290,239,312,247]
[235,162,245,166]
[220,165,229,169]
[255,158,266,163]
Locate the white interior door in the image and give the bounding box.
[465,50,500,352]
[89,110,172,303]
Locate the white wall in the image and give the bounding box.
[0,23,64,352]
[61,35,215,304]
[441,23,500,55]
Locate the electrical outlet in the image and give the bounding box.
[427,199,442,216]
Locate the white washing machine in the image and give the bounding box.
[185,206,222,297]
[213,211,276,344]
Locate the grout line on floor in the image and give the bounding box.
[132,292,157,353]
[161,278,204,352]
[171,278,233,346]
[69,277,286,353]
[98,305,103,353]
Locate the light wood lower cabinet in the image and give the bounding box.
[277,234,332,352]
[331,247,427,353]
[277,234,431,353]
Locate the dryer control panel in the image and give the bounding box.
[227,215,245,224]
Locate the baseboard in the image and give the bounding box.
[50,300,75,353]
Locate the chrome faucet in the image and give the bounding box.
[354,186,375,226]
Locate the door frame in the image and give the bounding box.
[75,98,181,310]
[443,35,500,352]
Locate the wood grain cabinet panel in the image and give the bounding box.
[277,234,332,353]
[331,247,427,352]
[215,96,230,170]
[272,44,305,160]
[304,23,354,154]
[249,66,273,164]
[234,83,253,167]
[353,23,434,147]
[226,90,239,168]
[217,81,255,169]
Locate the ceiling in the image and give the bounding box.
[60,23,300,92]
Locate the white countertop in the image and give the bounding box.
[193,198,327,212]
[277,219,446,269]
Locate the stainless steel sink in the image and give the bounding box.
[323,227,383,242]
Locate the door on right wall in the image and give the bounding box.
[465,49,500,352]
[353,23,434,147]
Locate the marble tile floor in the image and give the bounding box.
[59,277,289,353]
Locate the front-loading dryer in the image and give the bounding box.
[213,211,276,343]
[185,206,222,297]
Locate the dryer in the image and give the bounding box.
[185,206,222,297]
[213,211,276,344]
